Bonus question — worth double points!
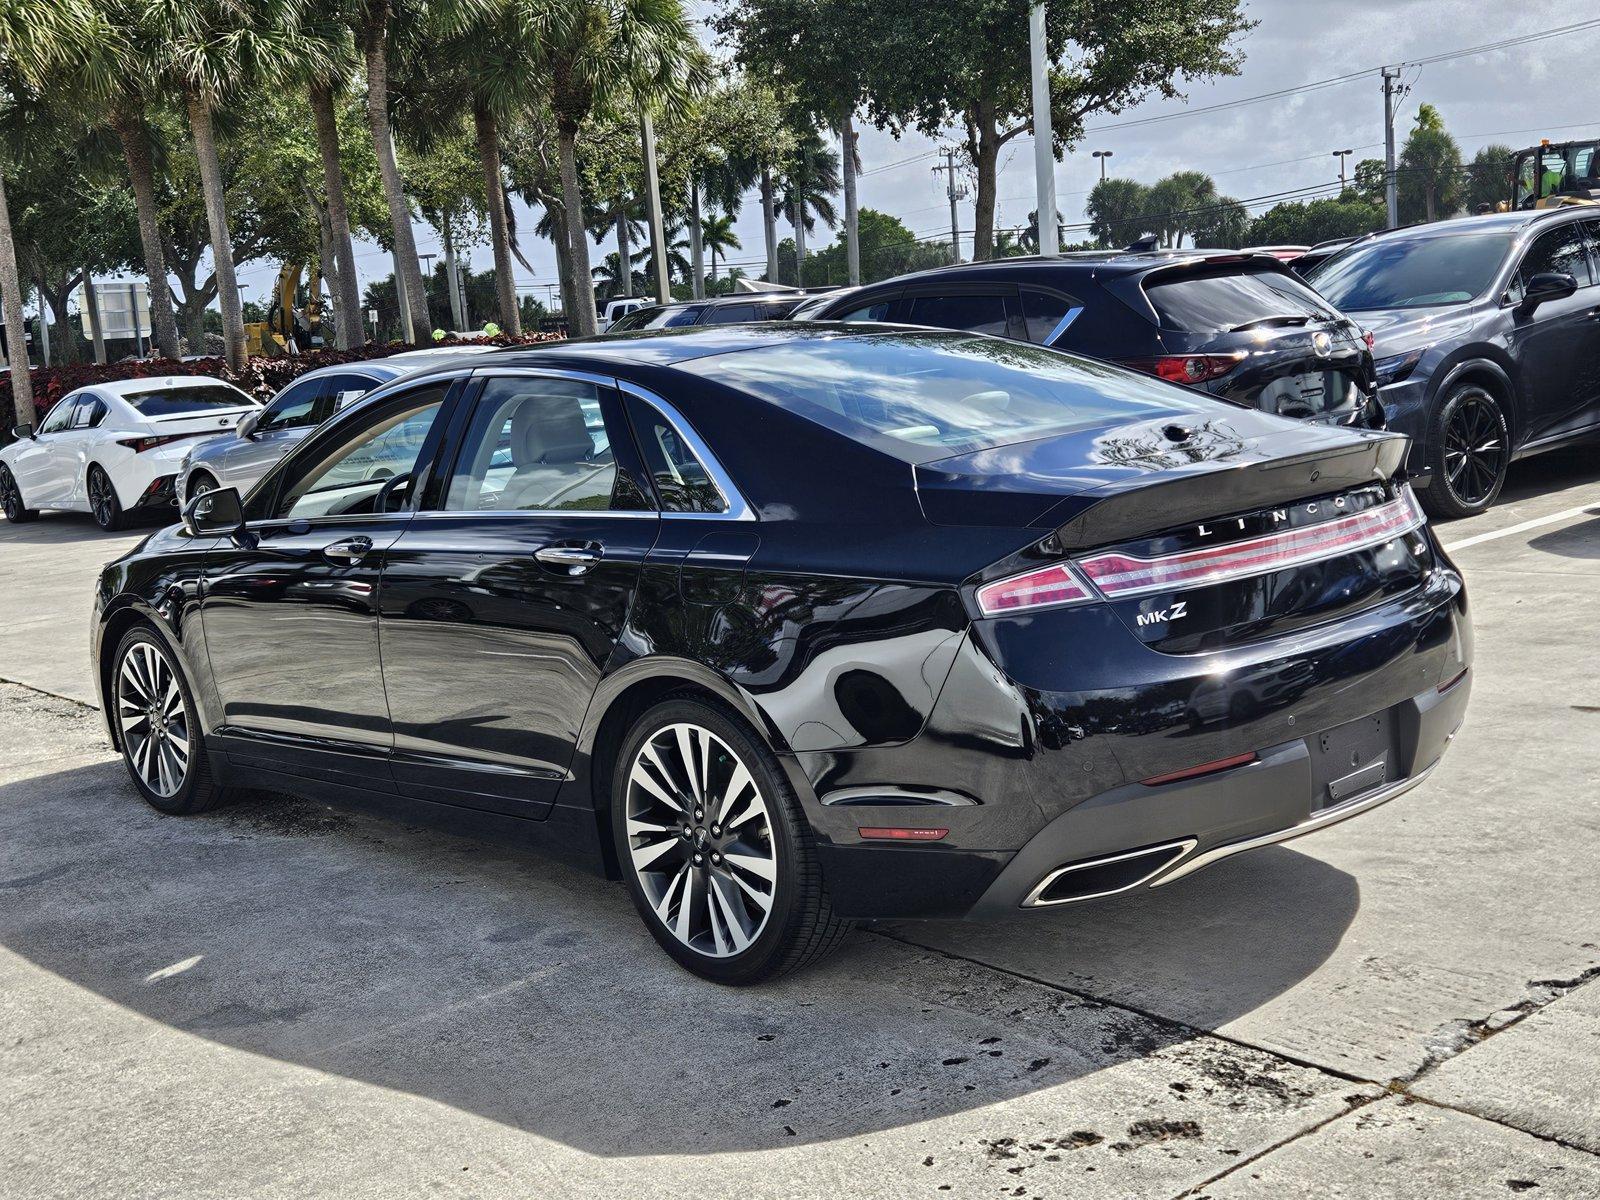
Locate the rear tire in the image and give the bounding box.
[88,465,126,531]
[612,697,851,984]
[0,464,37,523]
[111,626,229,815]
[1421,382,1509,520]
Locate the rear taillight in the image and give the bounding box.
[975,562,1094,616]
[1077,487,1425,599]
[1122,354,1244,385]
[117,433,192,454]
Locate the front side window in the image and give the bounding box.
[624,395,727,514]
[905,292,1013,337]
[122,383,253,415]
[275,387,446,520]
[834,298,894,322]
[444,376,644,513]
[1520,224,1594,288]
[259,378,330,433]
[39,398,77,434]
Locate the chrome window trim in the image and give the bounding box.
[614,379,755,522]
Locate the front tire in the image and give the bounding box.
[1422,382,1510,519]
[612,697,851,984]
[0,463,37,523]
[185,469,219,506]
[88,465,126,531]
[112,626,228,815]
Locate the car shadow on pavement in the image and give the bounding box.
[0,509,170,545]
[1527,512,1600,560]
[0,758,1359,1156]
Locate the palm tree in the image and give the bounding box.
[591,247,645,299]
[699,210,739,286]
[524,0,702,337]
[142,0,325,370]
[776,126,838,288]
[0,0,104,425]
[298,7,365,347]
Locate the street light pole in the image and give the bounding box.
[1333,148,1353,189]
[1093,150,1113,181]
[1381,66,1400,229]
[1027,0,1058,256]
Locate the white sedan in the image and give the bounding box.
[1,376,260,530]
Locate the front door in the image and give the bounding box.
[14,397,78,505]
[1509,221,1600,443]
[199,379,458,787]
[378,371,660,817]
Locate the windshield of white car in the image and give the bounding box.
[1307,231,1513,311]
[122,384,253,416]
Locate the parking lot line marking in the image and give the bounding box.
[1441,505,1599,553]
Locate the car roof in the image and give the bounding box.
[631,293,809,315]
[479,322,892,370]
[841,249,1291,291]
[1358,209,1580,243]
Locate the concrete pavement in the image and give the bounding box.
[3,450,1600,1197]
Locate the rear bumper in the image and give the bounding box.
[801,561,1470,920]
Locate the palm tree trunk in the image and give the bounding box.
[615,204,630,299]
[841,106,860,286]
[472,103,521,336]
[791,196,806,288]
[83,271,106,364]
[0,169,33,431]
[689,179,704,299]
[363,11,431,346]
[109,107,180,360]
[556,122,596,337]
[184,93,246,370]
[310,82,365,349]
[759,169,778,281]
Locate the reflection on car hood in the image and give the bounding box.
[1357,308,1476,358]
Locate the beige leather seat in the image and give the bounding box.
[496,391,597,511]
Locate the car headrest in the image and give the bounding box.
[509,395,593,466]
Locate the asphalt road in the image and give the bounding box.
[3,449,1599,1199]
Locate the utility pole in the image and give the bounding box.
[1027,1,1058,256]
[640,110,670,305]
[933,149,967,264]
[1382,67,1400,229]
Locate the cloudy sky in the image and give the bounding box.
[227,0,1600,317]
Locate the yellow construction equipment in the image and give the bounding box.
[243,262,325,357]
[1500,138,1600,211]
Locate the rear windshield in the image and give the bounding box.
[1307,231,1514,310]
[682,332,1213,460]
[1145,267,1335,334]
[122,384,252,415]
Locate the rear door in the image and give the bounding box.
[1508,220,1600,442]
[900,284,1023,340]
[378,369,661,817]
[55,393,109,507]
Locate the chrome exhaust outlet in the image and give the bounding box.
[1021,839,1197,908]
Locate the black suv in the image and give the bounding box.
[1306,208,1600,518]
[806,252,1383,429]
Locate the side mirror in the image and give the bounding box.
[11,423,33,440]
[183,486,245,538]
[237,410,261,440]
[1519,271,1578,312]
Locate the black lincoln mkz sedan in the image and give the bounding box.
[94,327,1471,982]
[1306,208,1600,518]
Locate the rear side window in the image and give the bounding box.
[703,304,759,325]
[905,292,1012,337]
[1520,224,1594,288]
[1145,268,1333,334]
[260,377,330,433]
[624,395,727,514]
[1020,290,1080,344]
[320,373,380,411]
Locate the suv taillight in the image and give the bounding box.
[1122,354,1245,385]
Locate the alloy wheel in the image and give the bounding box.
[189,474,216,501]
[89,469,116,527]
[116,640,191,798]
[0,469,19,521]
[1442,390,1507,508]
[625,722,777,958]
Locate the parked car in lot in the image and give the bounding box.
[804,252,1385,430]
[93,326,1470,983]
[176,348,497,506]
[1,376,260,530]
[605,291,810,332]
[1306,208,1600,517]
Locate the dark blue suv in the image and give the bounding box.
[1307,209,1600,518]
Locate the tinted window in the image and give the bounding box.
[625,395,727,514]
[1145,268,1333,333]
[39,399,77,434]
[123,384,252,415]
[683,332,1212,460]
[612,305,705,331]
[1308,232,1514,310]
[445,376,640,513]
[703,303,759,325]
[1021,290,1079,343]
[1520,224,1593,288]
[321,373,380,411]
[905,292,1011,337]
[260,378,330,433]
[835,299,894,322]
[276,389,445,519]
[71,397,106,429]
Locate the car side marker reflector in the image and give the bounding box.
[1438,667,1469,694]
[858,827,949,842]
[1141,751,1257,787]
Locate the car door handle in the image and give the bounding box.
[535,545,601,573]
[323,536,374,565]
